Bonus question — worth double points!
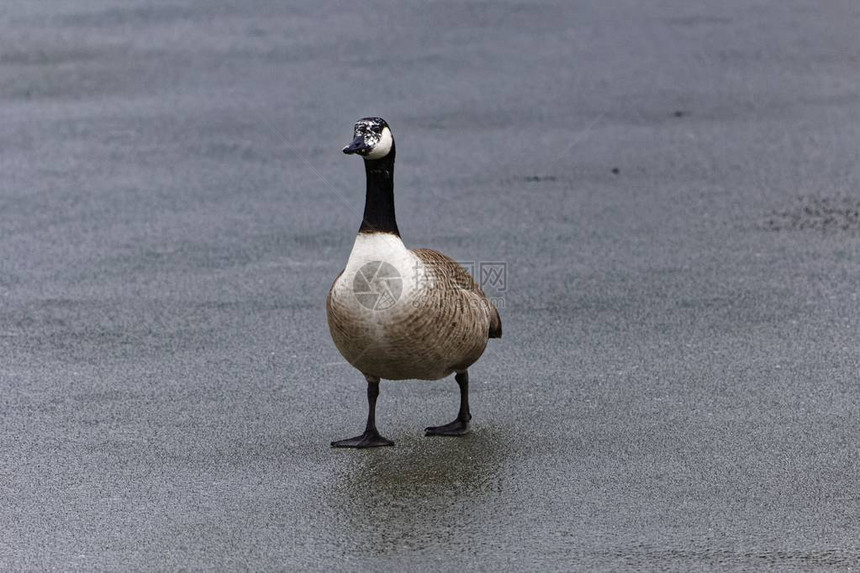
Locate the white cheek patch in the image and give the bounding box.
[365,127,393,160]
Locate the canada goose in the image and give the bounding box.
[327,117,502,448]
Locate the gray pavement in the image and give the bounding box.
[2,1,860,570]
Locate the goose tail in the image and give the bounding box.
[488,305,502,339]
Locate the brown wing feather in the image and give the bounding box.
[411,248,502,339]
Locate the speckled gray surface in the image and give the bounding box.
[2,1,860,571]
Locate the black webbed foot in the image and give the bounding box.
[425,416,471,437]
[332,375,393,448]
[425,371,472,437]
[331,430,394,448]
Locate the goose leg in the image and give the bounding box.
[425,370,471,436]
[332,375,394,448]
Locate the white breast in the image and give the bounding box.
[331,233,423,314]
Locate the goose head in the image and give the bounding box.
[343,117,394,160]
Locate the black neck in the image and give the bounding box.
[359,146,399,236]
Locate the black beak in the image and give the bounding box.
[342,136,371,155]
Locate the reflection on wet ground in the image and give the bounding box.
[326,427,511,555]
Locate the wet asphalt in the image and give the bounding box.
[2,1,860,571]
